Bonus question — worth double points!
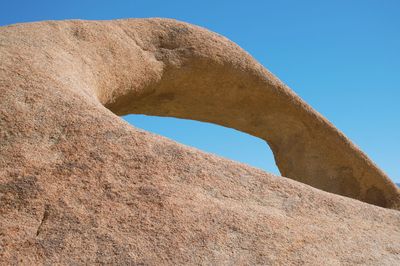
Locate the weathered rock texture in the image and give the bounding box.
[0,19,399,264]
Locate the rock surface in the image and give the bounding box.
[0,19,399,264]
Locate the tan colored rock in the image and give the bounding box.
[0,19,399,264]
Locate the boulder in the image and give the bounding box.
[1,19,399,264]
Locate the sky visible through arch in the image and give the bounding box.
[1,0,399,183]
[123,114,281,176]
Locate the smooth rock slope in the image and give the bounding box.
[0,19,399,264]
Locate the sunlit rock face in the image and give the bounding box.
[1,19,399,264]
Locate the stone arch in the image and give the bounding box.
[2,18,399,208]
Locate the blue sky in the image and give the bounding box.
[1,1,399,182]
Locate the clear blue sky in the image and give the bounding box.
[1,1,399,182]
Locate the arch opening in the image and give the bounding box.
[123,114,281,175]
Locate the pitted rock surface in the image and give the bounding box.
[1,19,399,265]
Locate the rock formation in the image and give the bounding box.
[1,18,399,264]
